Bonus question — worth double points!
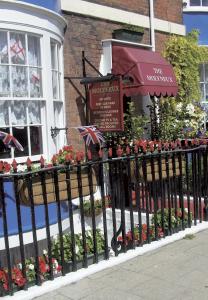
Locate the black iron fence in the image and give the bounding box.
[0,143,208,296]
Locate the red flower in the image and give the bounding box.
[0,269,8,291]
[142,224,147,231]
[12,267,26,287]
[56,265,62,272]
[39,257,49,274]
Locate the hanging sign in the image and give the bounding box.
[89,77,124,132]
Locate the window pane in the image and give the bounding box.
[199,64,204,82]
[28,101,41,124]
[12,66,28,97]
[11,100,26,125]
[30,126,42,155]
[29,68,42,98]
[54,101,63,126]
[0,127,11,158]
[28,35,41,66]
[200,83,205,101]
[205,84,208,101]
[52,70,58,99]
[190,0,201,5]
[202,0,208,5]
[51,42,57,69]
[204,64,208,81]
[13,127,28,157]
[0,101,9,126]
[10,33,26,65]
[0,31,8,64]
[0,66,10,96]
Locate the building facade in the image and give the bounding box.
[0,0,185,161]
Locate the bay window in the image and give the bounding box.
[0,30,44,159]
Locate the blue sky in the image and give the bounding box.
[19,0,60,12]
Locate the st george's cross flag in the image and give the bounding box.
[0,131,24,151]
[77,126,105,147]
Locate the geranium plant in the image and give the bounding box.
[118,223,164,247]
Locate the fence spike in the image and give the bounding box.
[40,156,45,168]
[12,159,17,172]
[87,150,92,161]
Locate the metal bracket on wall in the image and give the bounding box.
[51,126,68,139]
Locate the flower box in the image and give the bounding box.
[18,167,97,206]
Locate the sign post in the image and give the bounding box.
[89,77,124,132]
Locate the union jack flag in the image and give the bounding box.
[77,126,105,147]
[0,131,24,151]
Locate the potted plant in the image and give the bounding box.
[113,24,144,43]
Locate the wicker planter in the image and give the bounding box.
[131,158,185,182]
[112,29,144,43]
[18,167,97,206]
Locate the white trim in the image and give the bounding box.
[102,39,152,49]
[183,7,208,11]
[61,0,186,36]
[0,0,67,29]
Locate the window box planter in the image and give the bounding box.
[18,167,97,206]
[112,29,144,43]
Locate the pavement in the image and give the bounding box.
[35,229,208,300]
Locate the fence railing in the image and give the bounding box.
[0,143,208,296]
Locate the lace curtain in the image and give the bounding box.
[0,32,42,98]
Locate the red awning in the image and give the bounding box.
[112,44,178,97]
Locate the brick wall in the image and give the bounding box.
[77,0,183,24]
[154,0,183,24]
[63,13,151,145]
[62,0,183,146]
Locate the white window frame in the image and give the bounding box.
[0,30,46,162]
[184,0,208,7]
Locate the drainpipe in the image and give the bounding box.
[149,0,155,51]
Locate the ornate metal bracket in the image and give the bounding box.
[51,127,68,139]
[111,224,123,254]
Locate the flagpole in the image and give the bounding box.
[82,51,89,158]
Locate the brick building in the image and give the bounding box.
[61,0,185,147]
[0,0,185,161]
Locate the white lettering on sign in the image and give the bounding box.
[146,75,173,83]
[153,68,163,75]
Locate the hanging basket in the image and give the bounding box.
[18,167,97,206]
[131,157,185,182]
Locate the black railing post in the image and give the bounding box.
[53,167,65,276]
[26,161,41,286]
[126,147,135,249]
[98,152,109,260]
[203,144,208,221]
[65,162,77,271]
[0,176,13,295]
[76,161,88,268]
[40,163,54,280]
[13,171,27,288]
